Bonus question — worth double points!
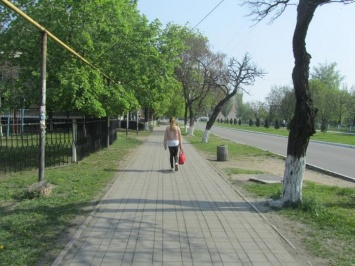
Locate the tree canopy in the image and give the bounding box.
[0,0,185,118]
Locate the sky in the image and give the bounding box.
[137,0,355,103]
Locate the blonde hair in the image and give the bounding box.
[169,117,177,131]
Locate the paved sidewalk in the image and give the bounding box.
[52,126,305,266]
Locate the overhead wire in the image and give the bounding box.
[0,0,118,84]
[192,0,225,30]
[191,0,255,56]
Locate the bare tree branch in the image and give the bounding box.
[228,53,266,93]
[243,0,292,23]
[244,0,354,24]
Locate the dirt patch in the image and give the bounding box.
[209,155,355,188]
[206,155,354,266]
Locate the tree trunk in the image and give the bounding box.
[188,104,195,136]
[184,100,189,133]
[188,117,195,136]
[283,0,318,204]
[202,97,229,143]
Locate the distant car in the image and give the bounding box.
[198,117,209,122]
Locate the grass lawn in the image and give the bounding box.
[243,181,355,266]
[215,123,355,146]
[187,130,355,266]
[0,131,149,265]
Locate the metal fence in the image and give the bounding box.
[0,109,118,175]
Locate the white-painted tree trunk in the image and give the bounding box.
[282,155,305,203]
[184,124,189,133]
[201,129,210,143]
[188,126,194,136]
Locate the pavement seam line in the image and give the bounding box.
[51,134,147,266]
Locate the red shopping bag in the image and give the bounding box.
[178,150,186,165]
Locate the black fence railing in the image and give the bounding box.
[75,118,118,161]
[0,110,118,175]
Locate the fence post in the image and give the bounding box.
[106,116,110,148]
[6,111,10,137]
[21,108,25,135]
[126,111,128,138]
[72,119,77,162]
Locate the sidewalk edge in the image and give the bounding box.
[51,136,148,266]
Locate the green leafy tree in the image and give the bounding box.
[0,0,144,117]
[238,101,254,123]
[1,0,183,119]
[134,22,184,122]
[320,117,328,133]
[279,88,295,126]
[311,62,344,89]
[255,117,260,127]
[266,85,294,124]
[249,101,268,121]
[264,117,270,128]
[310,62,346,126]
[175,28,227,135]
[346,86,355,126]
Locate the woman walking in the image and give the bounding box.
[164,117,183,172]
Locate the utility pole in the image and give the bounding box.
[39,31,47,181]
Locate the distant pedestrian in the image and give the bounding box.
[164,117,183,172]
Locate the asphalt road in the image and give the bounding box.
[196,124,355,181]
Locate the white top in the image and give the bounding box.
[168,140,179,147]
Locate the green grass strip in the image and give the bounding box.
[215,123,355,146]
[187,129,355,266]
[0,131,149,265]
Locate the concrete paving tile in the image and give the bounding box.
[121,251,134,264]
[247,252,269,263]
[67,263,92,266]
[132,249,153,262]
[209,251,222,263]
[52,127,303,266]
[190,251,213,263]
[249,263,274,266]
[162,249,182,262]
[135,239,154,249]
[275,252,301,263]
[219,251,241,263]
[152,250,163,262]
[71,250,95,264]
[263,250,281,263]
[100,250,124,264]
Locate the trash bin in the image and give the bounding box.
[217,145,228,161]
